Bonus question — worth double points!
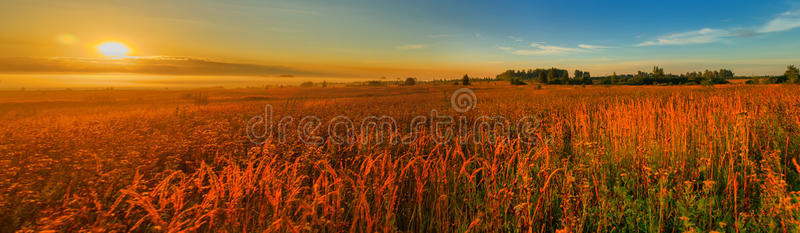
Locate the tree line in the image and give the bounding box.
[496,68,591,85]
[497,66,737,85]
[745,65,800,84]
[596,67,732,85]
[299,65,798,87]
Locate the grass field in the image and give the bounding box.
[2,83,800,232]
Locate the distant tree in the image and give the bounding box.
[719,69,734,79]
[510,78,526,85]
[300,81,314,87]
[322,80,328,88]
[632,71,649,85]
[611,72,617,84]
[462,74,471,85]
[538,71,547,83]
[574,70,584,80]
[496,70,514,80]
[581,71,591,84]
[653,66,665,78]
[404,77,417,86]
[568,69,589,84]
[364,80,384,86]
[546,69,555,84]
[701,70,714,85]
[786,65,799,84]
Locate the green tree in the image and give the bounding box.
[611,72,617,84]
[785,65,799,84]
[652,66,665,79]
[581,71,591,84]
[538,71,547,84]
[719,69,734,79]
[574,70,583,80]
[462,74,471,85]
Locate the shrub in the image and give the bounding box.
[300,81,314,87]
[364,80,385,86]
[510,78,526,85]
[404,77,417,86]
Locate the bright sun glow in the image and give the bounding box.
[97,42,130,57]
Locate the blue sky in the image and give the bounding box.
[255,0,800,75]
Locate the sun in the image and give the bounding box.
[97,42,130,57]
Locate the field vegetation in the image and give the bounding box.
[1,83,800,232]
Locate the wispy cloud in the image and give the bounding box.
[499,41,610,55]
[578,44,612,49]
[636,28,727,46]
[508,36,523,42]
[396,44,426,50]
[758,10,800,33]
[638,9,800,46]
[513,43,586,55]
[497,46,513,51]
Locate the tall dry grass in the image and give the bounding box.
[1,84,799,232]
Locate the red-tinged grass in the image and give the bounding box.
[0,83,799,232]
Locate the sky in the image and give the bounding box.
[1,0,800,88]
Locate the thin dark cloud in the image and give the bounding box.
[0,56,328,77]
[729,29,760,38]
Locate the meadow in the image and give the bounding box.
[1,83,800,232]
